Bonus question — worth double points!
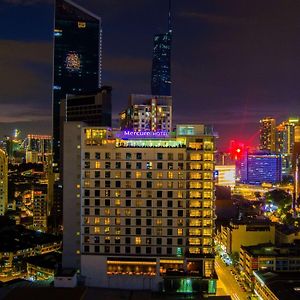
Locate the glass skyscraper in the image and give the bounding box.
[53,0,102,164]
[151,1,172,96]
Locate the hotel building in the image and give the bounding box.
[62,123,216,293]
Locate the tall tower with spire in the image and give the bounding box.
[151,0,172,96]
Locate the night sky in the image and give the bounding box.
[1,0,300,150]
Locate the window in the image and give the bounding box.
[126,162,131,169]
[146,172,152,179]
[146,228,152,235]
[136,162,142,169]
[105,171,110,178]
[157,200,162,207]
[126,200,131,207]
[105,181,110,188]
[136,153,142,159]
[125,228,131,235]
[178,162,184,170]
[105,246,110,253]
[95,190,100,197]
[115,181,121,188]
[178,210,183,217]
[146,219,152,226]
[95,171,100,178]
[95,199,100,206]
[167,248,172,254]
[105,162,110,169]
[136,219,141,226]
[167,219,173,226]
[157,210,162,217]
[136,209,141,216]
[136,171,142,179]
[178,153,184,160]
[157,162,163,169]
[126,172,131,179]
[157,191,163,198]
[146,162,152,169]
[95,161,101,169]
[146,181,152,188]
[136,247,141,254]
[116,152,121,159]
[146,209,152,216]
[136,181,142,188]
[156,248,162,254]
[157,153,163,160]
[146,247,151,254]
[95,180,100,187]
[85,162,90,169]
[95,208,100,215]
[126,190,131,197]
[105,152,110,159]
[146,200,152,207]
[84,199,90,206]
[135,237,142,245]
[168,163,173,170]
[167,229,173,235]
[167,210,173,217]
[167,238,172,245]
[125,218,131,225]
[136,228,141,234]
[125,247,130,254]
[84,190,90,197]
[125,237,131,244]
[115,162,121,169]
[85,152,90,159]
[126,153,132,160]
[168,153,173,160]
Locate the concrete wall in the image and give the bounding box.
[81,255,163,291]
[62,122,82,269]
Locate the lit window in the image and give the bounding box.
[136,172,142,179]
[95,161,101,169]
[135,237,142,245]
[94,217,100,224]
[178,229,183,236]
[94,227,100,234]
[104,218,110,225]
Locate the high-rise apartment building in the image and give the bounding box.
[0,149,8,216]
[62,123,216,293]
[259,117,276,152]
[32,190,48,232]
[120,94,172,132]
[24,134,52,164]
[53,0,102,164]
[151,1,172,96]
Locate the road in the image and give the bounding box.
[215,256,249,300]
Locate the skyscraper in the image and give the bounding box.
[53,0,102,164]
[259,117,276,152]
[0,149,8,216]
[151,1,172,96]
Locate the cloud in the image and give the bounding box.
[103,55,151,76]
[2,0,52,5]
[180,12,252,25]
[0,104,51,123]
[0,39,52,102]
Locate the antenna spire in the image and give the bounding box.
[168,0,172,32]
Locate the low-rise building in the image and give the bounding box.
[276,224,300,244]
[253,270,300,300]
[220,219,275,255]
[240,243,300,284]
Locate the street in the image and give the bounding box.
[215,256,249,300]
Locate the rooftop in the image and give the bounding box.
[242,243,300,257]
[254,270,300,300]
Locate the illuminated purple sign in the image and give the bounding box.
[118,130,169,139]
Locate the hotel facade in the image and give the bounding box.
[62,123,216,293]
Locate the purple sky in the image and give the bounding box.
[1,0,300,149]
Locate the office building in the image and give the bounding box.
[151,1,172,96]
[220,219,275,255]
[24,134,52,164]
[53,0,102,164]
[63,123,217,293]
[0,149,8,215]
[240,243,300,284]
[259,117,276,152]
[236,151,282,185]
[120,94,172,132]
[215,165,236,187]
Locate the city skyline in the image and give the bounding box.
[1,0,300,149]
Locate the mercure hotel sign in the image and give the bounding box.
[119,130,169,138]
